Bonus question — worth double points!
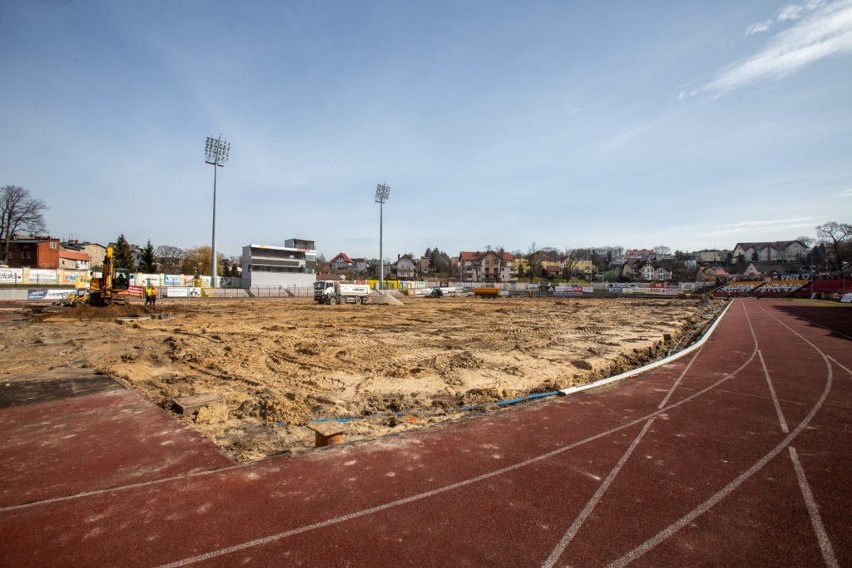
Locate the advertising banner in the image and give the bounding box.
[61,271,85,286]
[134,273,161,286]
[0,268,23,283]
[165,287,202,298]
[126,285,145,298]
[29,269,58,284]
[27,289,72,300]
[163,274,182,286]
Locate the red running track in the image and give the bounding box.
[0,298,849,567]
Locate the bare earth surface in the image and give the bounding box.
[0,296,719,461]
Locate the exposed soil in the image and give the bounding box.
[0,296,721,461]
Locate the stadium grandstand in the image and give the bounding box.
[752,279,809,298]
[712,281,764,297]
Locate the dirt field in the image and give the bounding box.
[0,295,720,461]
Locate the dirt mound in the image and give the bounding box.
[46,303,154,320]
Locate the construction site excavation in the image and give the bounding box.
[1,295,720,462]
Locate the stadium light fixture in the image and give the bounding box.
[204,135,230,288]
[375,182,391,290]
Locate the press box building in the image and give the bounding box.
[241,238,316,289]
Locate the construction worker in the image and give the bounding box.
[144,282,157,308]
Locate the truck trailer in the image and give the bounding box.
[314,281,372,305]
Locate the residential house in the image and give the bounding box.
[393,254,418,280]
[639,260,673,282]
[695,249,729,263]
[330,253,354,272]
[350,258,370,275]
[743,262,805,280]
[621,259,642,280]
[58,249,91,271]
[63,241,106,269]
[733,241,807,264]
[458,251,515,282]
[697,266,730,283]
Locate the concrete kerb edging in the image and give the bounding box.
[558,300,734,397]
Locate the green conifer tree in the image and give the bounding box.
[139,240,156,273]
[113,234,137,272]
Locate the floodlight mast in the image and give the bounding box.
[204,136,230,289]
[375,182,391,290]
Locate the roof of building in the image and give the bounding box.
[59,250,91,261]
[459,251,514,262]
[734,240,805,251]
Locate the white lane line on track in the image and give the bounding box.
[759,349,789,434]
[156,309,755,567]
[828,356,852,378]
[542,346,705,568]
[541,419,656,568]
[788,446,839,568]
[608,300,834,567]
[0,462,251,513]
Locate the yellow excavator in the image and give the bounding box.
[62,246,128,307]
[89,245,128,306]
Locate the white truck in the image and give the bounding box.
[313,281,372,305]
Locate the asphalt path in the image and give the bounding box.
[0,298,849,567]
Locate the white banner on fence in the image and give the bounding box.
[0,268,24,282]
[29,269,58,283]
[27,289,71,300]
[165,287,202,298]
[133,273,161,286]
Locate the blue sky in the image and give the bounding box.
[2,0,850,260]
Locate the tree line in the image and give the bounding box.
[3,184,850,276]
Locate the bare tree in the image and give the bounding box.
[155,245,187,273]
[815,222,852,270]
[0,186,48,262]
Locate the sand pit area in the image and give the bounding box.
[1,296,720,461]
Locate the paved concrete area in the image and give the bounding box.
[0,299,849,567]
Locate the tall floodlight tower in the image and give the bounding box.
[204,136,230,288]
[375,182,391,290]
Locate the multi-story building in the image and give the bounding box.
[458,251,515,282]
[6,237,60,268]
[732,241,807,263]
[241,238,316,289]
[694,249,729,263]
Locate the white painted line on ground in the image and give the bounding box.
[789,446,839,568]
[559,301,733,397]
[759,349,789,434]
[541,418,656,568]
[608,301,834,567]
[543,343,707,567]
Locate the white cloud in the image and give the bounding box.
[836,188,852,197]
[700,0,852,96]
[779,0,827,21]
[746,19,774,35]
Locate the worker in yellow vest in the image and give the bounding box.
[144,282,157,308]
